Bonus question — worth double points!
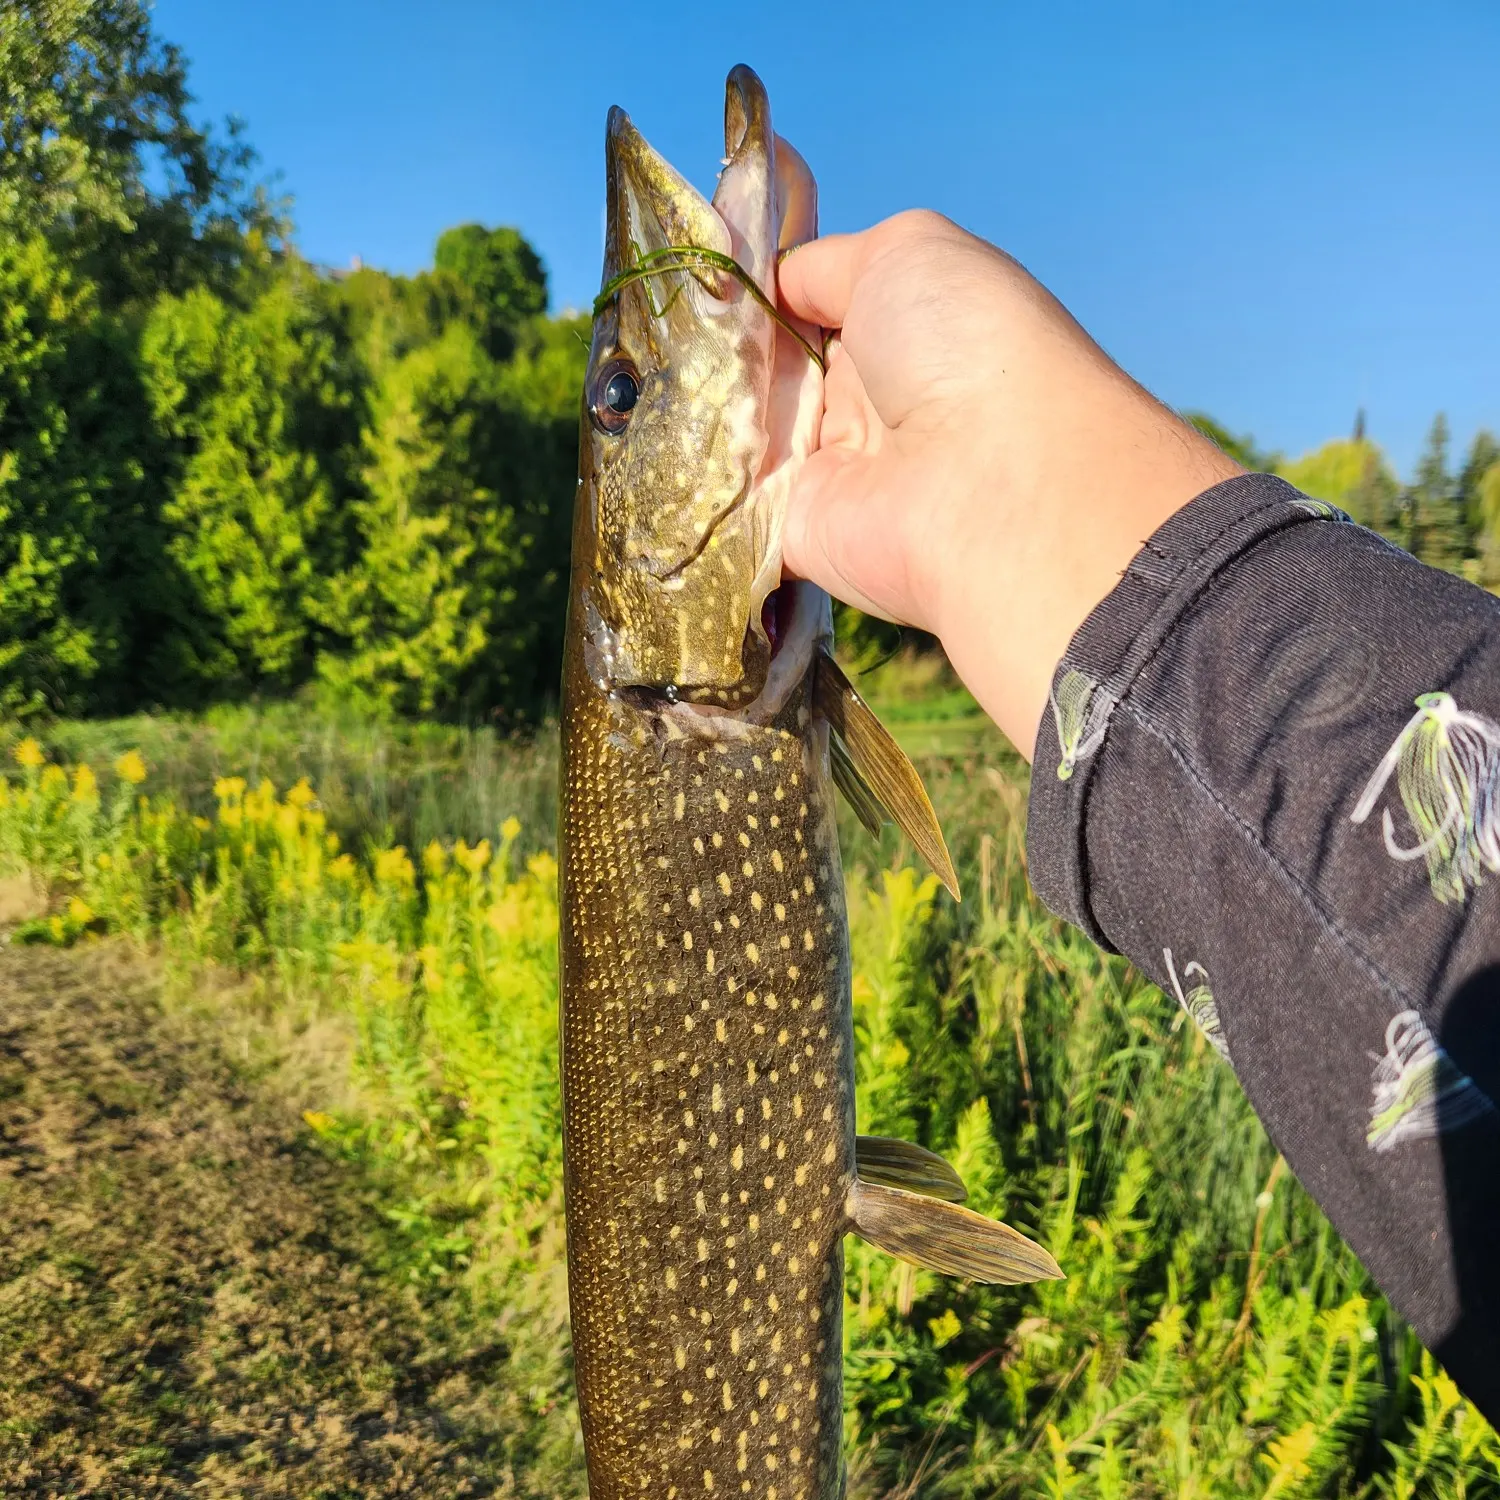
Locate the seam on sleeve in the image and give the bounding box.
[1115,698,1472,1043]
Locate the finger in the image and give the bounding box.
[783,448,919,628]
[776,231,866,330]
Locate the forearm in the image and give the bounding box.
[1025,471,1500,1419]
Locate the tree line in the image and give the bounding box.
[4,2,1497,724]
[1188,413,1500,583]
[1,0,585,721]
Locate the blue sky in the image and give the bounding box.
[154,0,1498,475]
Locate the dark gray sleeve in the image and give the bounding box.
[1026,471,1500,1421]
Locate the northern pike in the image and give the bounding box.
[559,65,1062,1500]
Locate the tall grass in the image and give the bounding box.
[2,689,1497,1499]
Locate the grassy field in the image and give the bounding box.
[1,658,1497,1498]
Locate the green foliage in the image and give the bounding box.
[435,222,549,348]
[1403,415,1469,573]
[4,720,1497,1496]
[1276,436,1402,530]
[139,271,359,688]
[0,0,582,723]
[0,232,118,715]
[1185,412,1280,471]
[316,318,575,719]
[0,0,279,302]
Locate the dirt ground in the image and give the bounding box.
[0,941,524,1498]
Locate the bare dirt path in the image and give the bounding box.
[0,942,518,1498]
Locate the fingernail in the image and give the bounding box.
[777,241,809,266]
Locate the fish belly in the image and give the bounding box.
[561,688,854,1500]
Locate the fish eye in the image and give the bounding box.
[590,359,640,435]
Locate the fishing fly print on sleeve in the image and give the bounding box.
[1365,1009,1496,1154]
[1050,668,1116,782]
[1351,692,1500,904]
[1162,949,1230,1061]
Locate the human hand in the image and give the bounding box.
[777,211,1242,759]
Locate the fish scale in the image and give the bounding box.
[562,668,851,1498]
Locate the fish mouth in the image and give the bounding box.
[603,107,733,300]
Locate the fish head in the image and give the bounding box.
[577,65,821,710]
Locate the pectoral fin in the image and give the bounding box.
[848,1180,1063,1284]
[856,1135,967,1202]
[814,649,960,900]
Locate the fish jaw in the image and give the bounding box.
[575,67,822,711]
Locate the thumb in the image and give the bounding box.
[776,231,865,330]
[783,446,919,629]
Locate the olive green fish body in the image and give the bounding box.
[561,636,851,1498]
[560,64,1061,1500]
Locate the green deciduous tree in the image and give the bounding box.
[1276,437,1401,531]
[434,223,548,329]
[0,0,279,305]
[1463,432,1500,589]
[0,233,101,714]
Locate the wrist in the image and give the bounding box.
[932,398,1242,759]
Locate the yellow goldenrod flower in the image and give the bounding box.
[375,847,416,887]
[66,896,94,926]
[115,749,148,785]
[14,737,44,769]
[454,838,492,876]
[286,778,317,809]
[325,832,341,854]
[40,764,66,794]
[246,780,276,824]
[302,1110,336,1135]
[96,852,113,870]
[422,840,448,876]
[214,775,246,802]
[71,763,98,802]
[500,815,522,843]
[329,853,356,882]
[192,815,211,832]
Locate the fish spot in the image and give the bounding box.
[718,872,733,896]
[683,932,694,950]
[674,792,686,821]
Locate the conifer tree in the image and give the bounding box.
[1404,414,1467,571]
